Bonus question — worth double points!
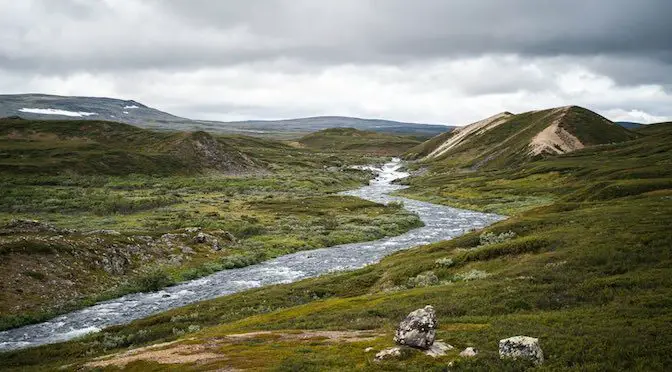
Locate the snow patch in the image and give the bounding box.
[19,108,98,117]
[123,105,139,109]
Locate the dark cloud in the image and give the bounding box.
[2,1,672,76]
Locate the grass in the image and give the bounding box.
[1,120,671,371]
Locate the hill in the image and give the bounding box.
[218,116,454,139]
[5,110,671,371]
[0,117,258,175]
[0,94,453,138]
[297,127,422,155]
[635,121,672,135]
[407,106,638,169]
[616,121,645,129]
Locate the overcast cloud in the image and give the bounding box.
[1,0,672,124]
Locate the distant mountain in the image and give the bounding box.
[297,127,422,156]
[0,94,453,138]
[616,121,645,129]
[407,106,639,169]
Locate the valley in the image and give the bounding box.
[0,106,671,371]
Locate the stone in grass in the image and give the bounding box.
[424,340,454,357]
[394,305,437,350]
[460,347,478,357]
[374,347,402,361]
[499,336,544,365]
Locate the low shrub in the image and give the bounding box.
[458,236,550,263]
[479,230,517,246]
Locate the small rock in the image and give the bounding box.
[499,336,544,365]
[460,347,478,357]
[185,227,201,233]
[364,347,374,352]
[424,340,454,357]
[374,347,402,362]
[194,232,208,243]
[84,229,120,236]
[394,305,437,350]
[212,239,220,251]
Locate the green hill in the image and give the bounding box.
[298,127,422,155]
[407,106,638,169]
[635,121,672,136]
[0,117,258,175]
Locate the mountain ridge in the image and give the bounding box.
[0,94,453,138]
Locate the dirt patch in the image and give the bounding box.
[426,112,514,159]
[84,341,227,369]
[83,330,383,369]
[529,106,584,156]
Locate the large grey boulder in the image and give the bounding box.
[499,336,544,365]
[394,305,437,350]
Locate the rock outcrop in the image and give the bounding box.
[394,305,437,349]
[499,336,544,365]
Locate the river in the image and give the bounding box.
[0,159,503,351]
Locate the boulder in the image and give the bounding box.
[374,347,402,362]
[394,305,437,350]
[498,336,544,365]
[460,347,478,357]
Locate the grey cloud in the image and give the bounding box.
[2,1,671,78]
[1,0,672,123]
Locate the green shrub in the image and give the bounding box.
[434,257,455,268]
[132,268,175,292]
[479,230,517,246]
[458,236,550,263]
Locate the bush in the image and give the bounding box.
[458,236,550,263]
[454,269,489,281]
[479,230,517,246]
[133,268,174,292]
[407,271,439,288]
[434,257,455,268]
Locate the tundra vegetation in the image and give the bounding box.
[1,117,671,371]
[0,118,422,330]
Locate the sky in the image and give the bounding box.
[1,0,672,125]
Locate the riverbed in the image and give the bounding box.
[0,159,503,351]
